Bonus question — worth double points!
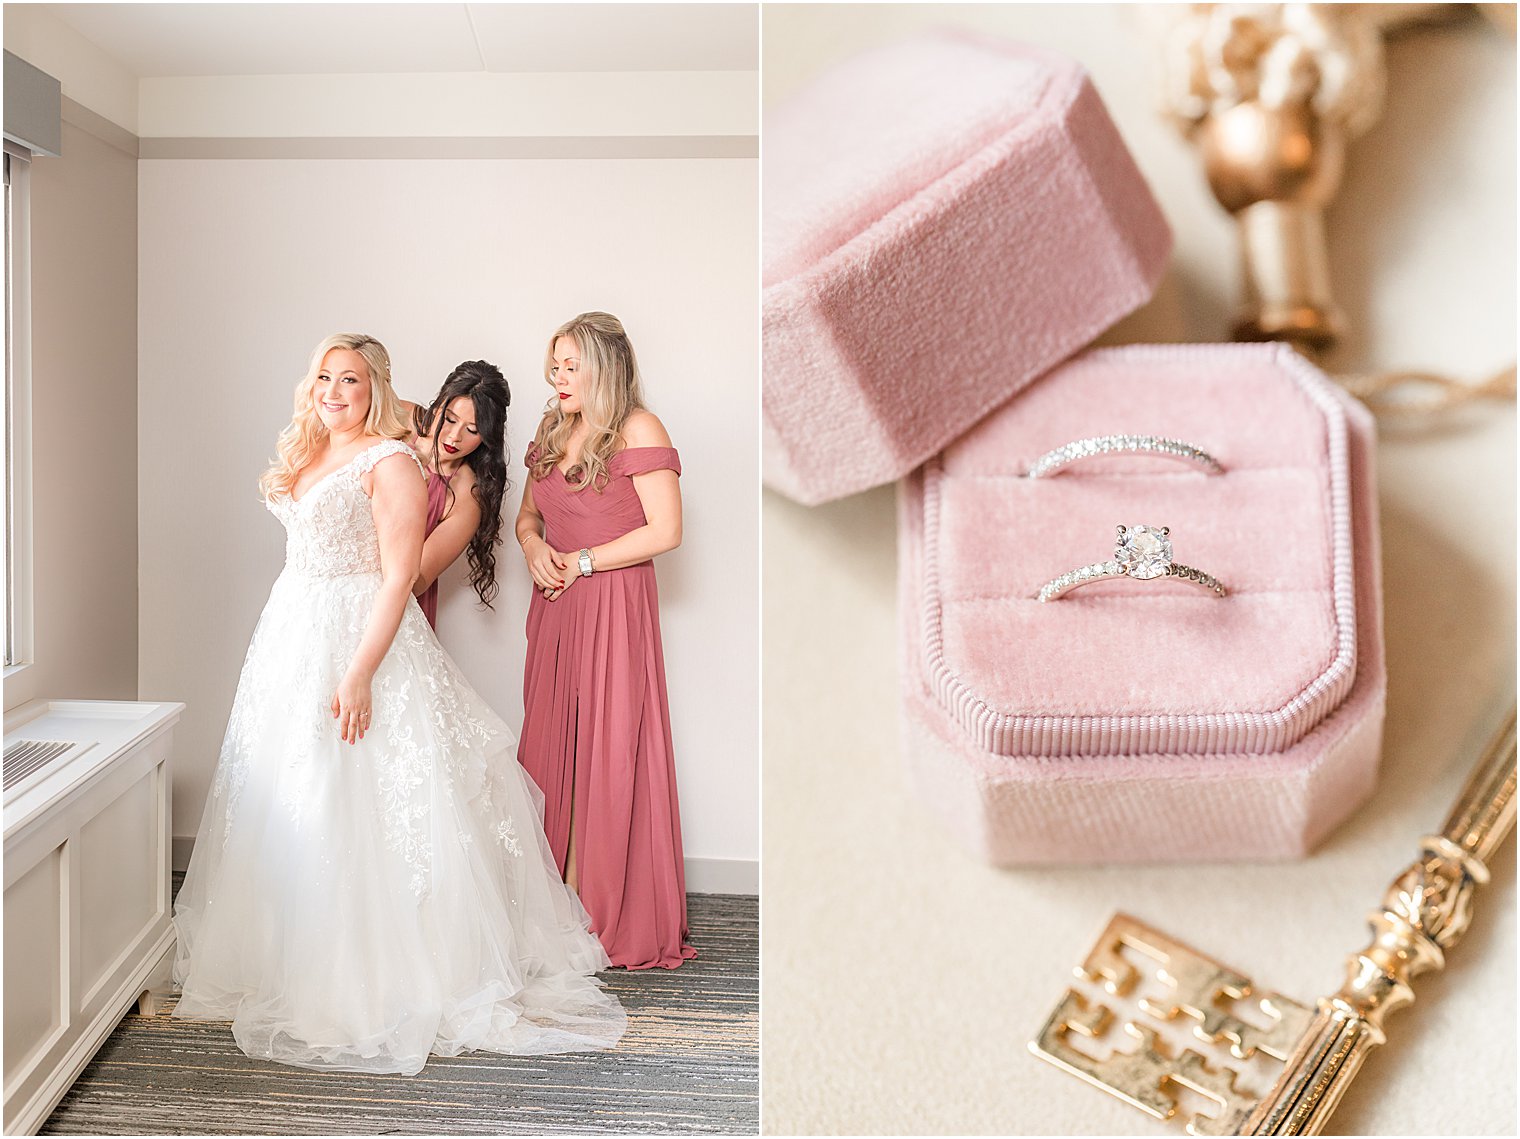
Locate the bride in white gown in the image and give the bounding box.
[172,333,625,1075]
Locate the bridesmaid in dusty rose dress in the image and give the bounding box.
[514,312,696,970]
[403,361,512,628]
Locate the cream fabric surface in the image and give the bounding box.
[761,5,1516,1135]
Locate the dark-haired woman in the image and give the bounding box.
[405,361,512,628]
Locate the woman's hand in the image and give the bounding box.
[523,535,569,593]
[541,572,578,602]
[331,671,374,745]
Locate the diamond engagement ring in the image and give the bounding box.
[1038,525,1227,602]
[1026,435,1223,478]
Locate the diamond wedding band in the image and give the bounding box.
[1039,524,1226,602]
[1026,435,1223,478]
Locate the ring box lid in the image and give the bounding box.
[763,30,1173,505]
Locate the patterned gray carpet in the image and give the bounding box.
[42,889,757,1136]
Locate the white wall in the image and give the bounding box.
[5,117,139,710]
[137,71,756,140]
[137,155,758,883]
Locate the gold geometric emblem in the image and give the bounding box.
[1030,710,1515,1136]
[1029,913,1313,1136]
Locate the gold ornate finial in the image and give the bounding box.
[1240,707,1516,1134]
[1150,3,1386,351]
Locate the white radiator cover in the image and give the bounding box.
[3,699,183,1135]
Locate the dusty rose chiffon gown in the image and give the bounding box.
[417,468,454,629]
[518,445,696,970]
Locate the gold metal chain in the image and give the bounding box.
[1337,363,1516,418]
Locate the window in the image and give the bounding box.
[4,143,33,675]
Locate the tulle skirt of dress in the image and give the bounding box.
[171,567,626,1075]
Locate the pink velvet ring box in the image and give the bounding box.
[898,343,1385,864]
[763,30,1171,506]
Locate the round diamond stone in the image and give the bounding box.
[1116,524,1173,580]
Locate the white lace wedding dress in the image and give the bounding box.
[172,439,625,1075]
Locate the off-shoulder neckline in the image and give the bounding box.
[536,444,678,477]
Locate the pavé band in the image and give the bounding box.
[1026,435,1223,478]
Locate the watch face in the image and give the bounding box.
[579,551,593,575]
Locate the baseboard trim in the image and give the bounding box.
[684,857,758,896]
[173,837,757,896]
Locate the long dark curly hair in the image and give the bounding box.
[413,360,511,608]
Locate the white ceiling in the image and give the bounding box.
[37,3,758,77]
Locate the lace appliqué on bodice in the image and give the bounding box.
[269,439,425,578]
[173,434,626,1066]
[203,438,535,900]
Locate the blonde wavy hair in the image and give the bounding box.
[258,333,412,501]
[529,312,646,492]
